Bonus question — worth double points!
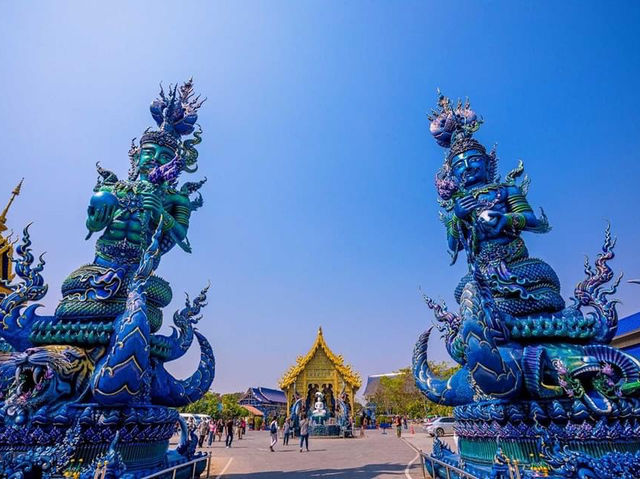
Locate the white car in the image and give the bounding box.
[425,417,456,436]
[180,413,211,426]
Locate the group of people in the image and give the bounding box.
[358,413,408,438]
[187,417,247,449]
[187,412,410,455]
[268,415,310,453]
[185,413,324,453]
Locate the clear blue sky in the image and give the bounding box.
[2,2,640,396]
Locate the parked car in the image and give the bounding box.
[180,413,211,426]
[422,416,437,426]
[425,417,456,436]
[194,414,211,424]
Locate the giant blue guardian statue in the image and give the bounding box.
[0,80,214,478]
[413,93,640,478]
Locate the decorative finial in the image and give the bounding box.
[0,178,23,233]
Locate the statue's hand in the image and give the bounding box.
[478,211,508,237]
[86,204,116,232]
[86,190,118,233]
[142,193,163,219]
[454,195,478,219]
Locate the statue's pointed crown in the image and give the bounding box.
[140,78,205,152]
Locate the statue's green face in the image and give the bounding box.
[138,143,175,179]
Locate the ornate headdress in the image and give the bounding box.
[428,91,497,200]
[130,79,205,183]
[142,78,205,151]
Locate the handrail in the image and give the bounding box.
[419,450,480,479]
[140,456,210,479]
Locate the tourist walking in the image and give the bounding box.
[359,416,366,438]
[216,419,224,442]
[208,419,216,446]
[236,419,243,440]
[269,417,278,452]
[395,415,402,438]
[283,417,291,445]
[225,418,234,448]
[299,415,309,452]
[198,419,208,447]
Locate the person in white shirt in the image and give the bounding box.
[269,417,278,452]
[299,415,310,452]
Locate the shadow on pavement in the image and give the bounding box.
[217,462,412,478]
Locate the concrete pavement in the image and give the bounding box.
[401,430,457,456]
[201,429,425,478]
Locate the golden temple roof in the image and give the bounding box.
[279,326,362,390]
[0,179,23,235]
[0,179,23,295]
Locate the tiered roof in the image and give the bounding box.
[251,387,286,404]
[239,387,286,405]
[279,327,361,389]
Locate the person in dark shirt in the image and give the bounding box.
[225,418,234,448]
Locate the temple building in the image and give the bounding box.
[279,327,361,421]
[363,372,402,400]
[362,372,402,420]
[0,180,23,297]
[612,311,640,358]
[237,387,287,420]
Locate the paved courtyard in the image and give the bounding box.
[200,429,445,478]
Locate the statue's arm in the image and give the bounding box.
[504,185,546,232]
[162,195,191,242]
[469,186,550,239]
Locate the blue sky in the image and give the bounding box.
[1,1,640,396]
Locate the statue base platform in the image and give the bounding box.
[0,404,207,478]
[424,398,640,478]
[310,424,341,436]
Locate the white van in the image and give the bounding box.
[180,413,211,426]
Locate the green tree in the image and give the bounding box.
[181,392,222,418]
[369,364,459,418]
[180,391,249,420]
[353,400,364,418]
[220,393,246,419]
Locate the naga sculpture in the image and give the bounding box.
[0,80,214,478]
[413,93,640,478]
